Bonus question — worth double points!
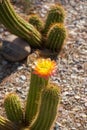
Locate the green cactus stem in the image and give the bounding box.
[43,5,65,34]
[28,14,44,32]
[46,23,66,53]
[4,93,24,124]
[0,116,18,130]
[25,72,48,126]
[0,0,42,48]
[30,83,60,130]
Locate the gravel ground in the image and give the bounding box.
[0,0,87,130]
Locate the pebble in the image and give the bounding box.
[17,66,24,70]
[0,28,4,33]
[20,75,26,81]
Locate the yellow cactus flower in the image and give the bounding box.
[32,58,57,79]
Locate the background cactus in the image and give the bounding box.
[28,14,44,32]
[0,1,67,53]
[30,83,60,130]
[43,5,65,34]
[46,23,67,53]
[0,0,42,48]
[4,93,23,124]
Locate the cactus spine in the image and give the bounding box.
[30,83,60,130]
[46,23,66,52]
[0,116,18,130]
[0,0,42,48]
[28,15,44,32]
[25,73,48,125]
[43,5,65,34]
[4,93,23,124]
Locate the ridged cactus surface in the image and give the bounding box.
[30,83,60,130]
[25,73,48,125]
[0,0,42,48]
[28,15,44,32]
[4,93,23,124]
[0,116,18,130]
[43,5,65,34]
[46,23,66,52]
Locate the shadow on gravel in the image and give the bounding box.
[0,55,25,84]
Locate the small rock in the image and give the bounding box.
[17,66,24,70]
[74,95,80,99]
[84,102,87,107]
[20,75,26,81]
[0,28,4,33]
[1,60,8,65]
[0,34,31,62]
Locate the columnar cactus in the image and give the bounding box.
[43,5,65,34]
[0,0,42,48]
[25,58,56,125]
[28,15,44,32]
[30,83,60,130]
[25,73,48,125]
[0,58,60,130]
[46,23,67,53]
[4,93,23,124]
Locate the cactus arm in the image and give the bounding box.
[25,73,48,125]
[0,116,18,130]
[0,0,42,48]
[43,5,65,34]
[46,23,66,52]
[30,84,60,130]
[4,93,24,124]
[28,15,44,32]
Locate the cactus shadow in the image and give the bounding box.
[0,55,25,84]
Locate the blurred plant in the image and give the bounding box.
[0,0,67,54]
[0,58,60,130]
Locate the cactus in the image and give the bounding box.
[28,14,44,32]
[30,83,60,130]
[46,23,66,53]
[0,0,42,48]
[4,93,23,124]
[0,58,60,130]
[0,116,18,130]
[43,5,65,34]
[25,72,48,125]
[25,58,57,126]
